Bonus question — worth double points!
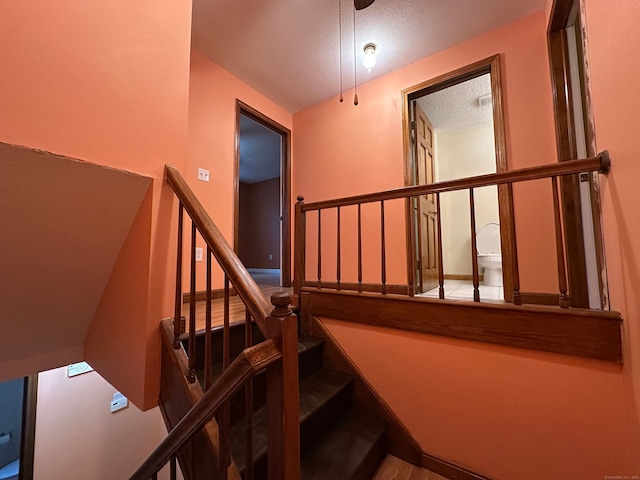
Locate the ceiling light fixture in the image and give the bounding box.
[363,43,377,71]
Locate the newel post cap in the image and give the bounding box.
[270,291,292,317]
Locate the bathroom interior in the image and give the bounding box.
[0,377,24,480]
[417,73,504,301]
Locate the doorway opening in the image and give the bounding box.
[234,101,292,287]
[402,55,512,300]
[0,376,37,480]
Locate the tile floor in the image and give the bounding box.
[418,279,504,302]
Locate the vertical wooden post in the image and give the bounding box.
[508,183,521,305]
[266,292,300,480]
[469,189,480,302]
[336,206,341,290]
[204,247,212,391]
[317,210,322,288]
[357,203,363,293]
[244,307,254,480]
[436,193,444,299]
[188,222,197,383]
[407,197,417,297]
[173,204,184,348]
[294,196,306,297]
[551,176,570,308]
[380,200,387,295]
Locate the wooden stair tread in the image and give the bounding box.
[230,368,354,472]
[300,409,387,480]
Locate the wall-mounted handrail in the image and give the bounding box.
[165,164,271,331]
[129,339,282,480]
[300,153,609,211]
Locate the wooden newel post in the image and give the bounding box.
[294,196,306,297]
[266,292,300,480]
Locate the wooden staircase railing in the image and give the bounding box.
[294,152,611,308]
[130,165,300,480]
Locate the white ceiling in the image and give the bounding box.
[192,0,546,113]
[417,73,493,133]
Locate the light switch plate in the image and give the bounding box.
[195,247,203,262]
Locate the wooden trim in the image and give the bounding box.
[519,292,562,306]
[422,453,493,480]
[20,375,38,480]
[183,288,238,304]
[165,165,272,331]
[444,274,483,282]
[302,288,623,362]
[304,155,608,212]
[310,317,423,467]
[234,100,292,287]
[303,280,409,296]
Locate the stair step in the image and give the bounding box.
[230,368,354,477]
[300,409,387,480]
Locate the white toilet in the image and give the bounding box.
[0,459,19,480]
[476,223,502,287]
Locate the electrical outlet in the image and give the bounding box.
[269,254,273,260]
[110,392,128,413]
[197,167,210,182]
[195,247,203,262]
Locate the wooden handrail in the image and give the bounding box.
[301,152,610,211]
[129,339,282,480]
[165,164,272,330]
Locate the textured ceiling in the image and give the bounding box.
[192,0,546,113]
[417,73,492,133]
[239,115,281,184]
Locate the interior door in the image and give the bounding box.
[413,102,438,293]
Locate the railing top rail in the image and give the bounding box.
[300,152,610,211]
[165,164,272,331]
[129,339,282,480]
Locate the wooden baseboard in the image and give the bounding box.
[443,274,484,282]
[182,288,238,304]
[422,453,493,480]
[519,292,561,306]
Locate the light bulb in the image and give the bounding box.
[363,43,377,71]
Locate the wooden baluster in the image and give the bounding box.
[188,221,197,382]
[381,200,387,294]
[294,196,306,297]
[170,455,177,480]
[436,193,445,299]
[244,307,254,480]
[407,197,417,297]
[508,183,521,305]
[551,176,570,308]
[204,247,212,391]
[317,210,322,288]
[218,274,231,480]
[266,292,300,480]
[469,189,480,302]
[336,206,341,290]
[357,203,363,293]
[173,204,183,348]
[151,473,157,480]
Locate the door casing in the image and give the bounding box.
[234,100,292,287]
[401,55,513,299]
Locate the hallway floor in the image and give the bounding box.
[418,279,504,302]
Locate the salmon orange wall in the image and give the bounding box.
[293,11,560,293]
[186,50,293,290]
[307,5,640,479]
[0,2,192,408]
